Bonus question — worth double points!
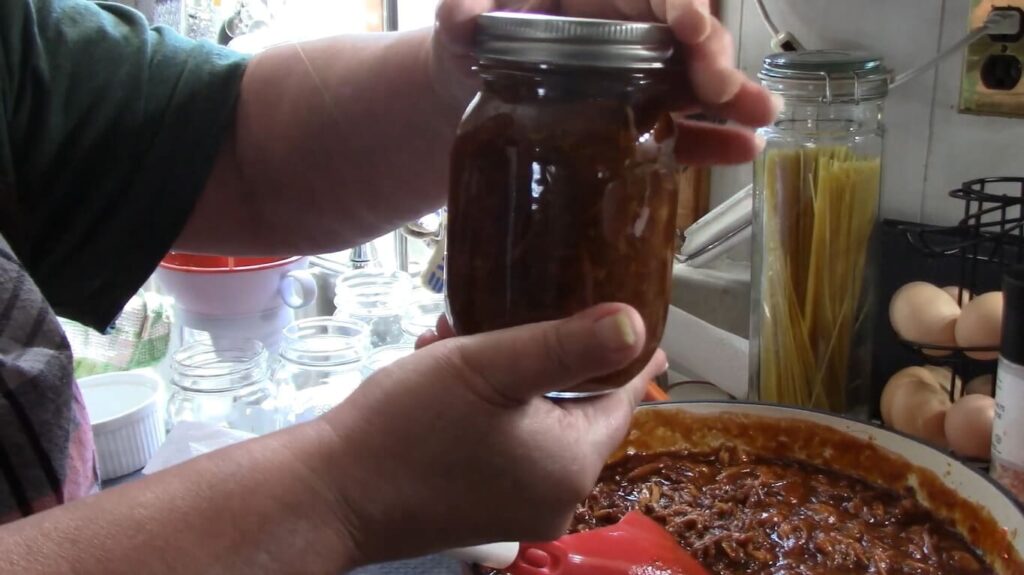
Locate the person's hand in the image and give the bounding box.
[431,0,779,166]
[314,303,667,564]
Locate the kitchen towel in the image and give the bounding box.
[59,290,172,378]
[660,305,749,399]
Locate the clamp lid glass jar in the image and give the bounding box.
[750,50,889,416]
[445,13,681,398]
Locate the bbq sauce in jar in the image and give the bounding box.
[446,13,680,397]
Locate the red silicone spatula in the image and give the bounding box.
[448,510,710,575]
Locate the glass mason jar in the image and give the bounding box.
[168,340,280,434]
[334,269,414,348]
[446,13,680,398]
[401,290,447,343]
[273,317,369,425]
[360,343,417,380]
[750,50,888,416]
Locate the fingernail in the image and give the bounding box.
[595,312,637,350]
[690,7,712,43]
[449,0,491,20]
[671,1,711,44]
[770,93,785,117]
[696,65,743,104]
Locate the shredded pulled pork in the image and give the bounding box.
[567,447,992,575]
[485,446,994,575]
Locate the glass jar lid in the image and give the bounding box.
[474,12,676,69]
[758,50,890,104]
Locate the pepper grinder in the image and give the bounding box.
[993,266,1024,501]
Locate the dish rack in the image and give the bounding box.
[895,177,1024,403]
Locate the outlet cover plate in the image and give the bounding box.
[960,0,1024,118]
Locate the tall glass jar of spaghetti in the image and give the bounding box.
[445,13,680,398]
[750,51,889,416]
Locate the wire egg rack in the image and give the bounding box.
[895,177,1024,402]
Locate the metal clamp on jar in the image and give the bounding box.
[750,50,889,416]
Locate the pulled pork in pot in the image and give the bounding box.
[487,445,994,575]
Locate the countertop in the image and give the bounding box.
[351,557,462,575]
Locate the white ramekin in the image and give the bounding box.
[80,370,166,480]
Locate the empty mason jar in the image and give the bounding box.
[361,343,417,380]
[334,269,414,348]
[168,340,280,435]
[274,317,369,425]
[401,291,447,342]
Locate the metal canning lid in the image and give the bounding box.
[474,12,676,69]
[759,49,891,103]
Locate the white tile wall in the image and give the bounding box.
[715,0,1023,224]
[924,0,1024,224]
[398,0,438,30]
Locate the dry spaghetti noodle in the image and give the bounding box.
[758,146,880,412]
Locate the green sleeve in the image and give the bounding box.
[0,0,249,331]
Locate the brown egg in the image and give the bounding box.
[882,367,951,447]
[942,285,972,307]
[945,394,995,460]
[881,367,933,424]
[889,282,960,355]
[965,374,995,397]
[955,291,1004,360]
[891,382,950,447]
[922,365,961,396]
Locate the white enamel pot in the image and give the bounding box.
[467,401,1024,574]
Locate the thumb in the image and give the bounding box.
[570,349,667,454]
[435,0,495,47]
[445,303,648,403]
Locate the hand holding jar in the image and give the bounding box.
[437,7,776,397]
[318,303,668,563]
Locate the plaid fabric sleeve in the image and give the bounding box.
[0,233,97,522]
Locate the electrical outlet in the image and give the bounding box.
[960,1,1024,118]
